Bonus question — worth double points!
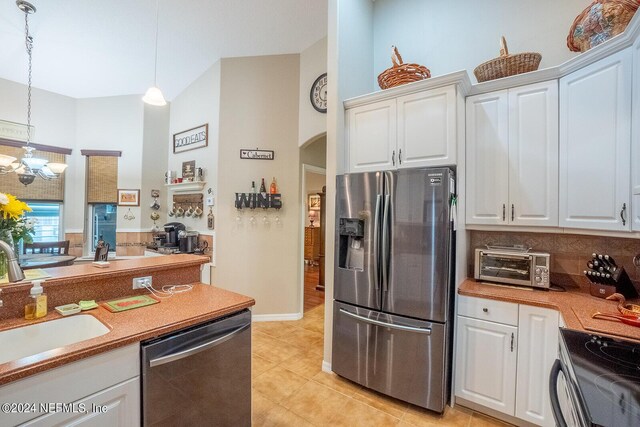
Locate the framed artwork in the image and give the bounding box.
[173,124,208,153]
[182,160,196,181]
[308,194,321,211]
[117,189,140,206]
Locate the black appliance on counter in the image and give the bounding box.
[163,222,185,247]
[178,231,199,254]
[550,328,640,426]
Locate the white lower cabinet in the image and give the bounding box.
[455,316,518,415]
[515,305,559,427]
[0,344,140,427]
[455,296,559,426]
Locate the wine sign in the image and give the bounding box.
[240,149,274,160]
[235,193,282,209]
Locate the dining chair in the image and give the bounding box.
[23,240,70,255]
[94,242,110,261]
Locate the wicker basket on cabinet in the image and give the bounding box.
[567,0,640,52]
[377,46,431,90]
[473,36,541,83]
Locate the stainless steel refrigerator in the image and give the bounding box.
[332,167,455,413]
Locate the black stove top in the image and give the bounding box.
[560,329,640,426]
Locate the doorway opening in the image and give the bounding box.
[299,133,327,315]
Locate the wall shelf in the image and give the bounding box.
[165,181,207,192]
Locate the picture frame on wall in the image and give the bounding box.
[182,160,196,181]
[308,194,321,211]
[117,189,140,206]
[173,124,208,153]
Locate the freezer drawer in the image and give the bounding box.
[332,301,448,412]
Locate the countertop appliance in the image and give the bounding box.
[163,222,185,248]
[474,246,550,289]
[141,309,251,426]
[550,328,640,426]
[178,230,199,254]
[332,168,455,413]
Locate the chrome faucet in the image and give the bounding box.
[0,239,25,283]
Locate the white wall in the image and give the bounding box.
[141,104,170,230]
[373,0,584,86]
[299,37,328,146]
[0,78,78,230]
[324,0,375,366]
[75,96,145,232]
[216,54,301,317]
[168,61,221,235]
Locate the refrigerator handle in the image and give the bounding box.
[339,309,432,334]
[373,194,382,289]
[381,194,391,292]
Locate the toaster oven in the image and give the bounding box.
[474,246,550,289]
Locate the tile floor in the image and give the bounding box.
[252,304,511,426]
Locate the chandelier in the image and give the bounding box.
[0,1,68,186]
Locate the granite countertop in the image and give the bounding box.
[0,284,255,385]
[459,279,640,343]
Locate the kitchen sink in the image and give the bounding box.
[0,315,110,365]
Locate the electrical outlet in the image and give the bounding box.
[133,276,152,289]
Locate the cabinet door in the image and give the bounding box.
[559,49,632,231]
[347,99,396,172]
[509,81,559,226]
[515,305,559,427]
[24,377,140,427]
[632,37,640,230]
[397,86,456,168]
[466,91,510,225]
[455,316,518,415]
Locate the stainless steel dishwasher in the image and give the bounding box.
[141,309,251,426]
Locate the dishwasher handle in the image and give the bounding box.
[148,323,250,367]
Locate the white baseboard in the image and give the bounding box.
[252,312,303,322]
[322,360,332,373]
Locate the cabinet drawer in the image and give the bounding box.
[458,295,518,326]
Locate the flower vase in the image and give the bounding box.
[0,230,15,280]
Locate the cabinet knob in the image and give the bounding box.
[482,308,488,313]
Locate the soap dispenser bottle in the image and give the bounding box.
[25,280,47,320]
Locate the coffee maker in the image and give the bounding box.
[163,222,185,248]
[179,230,199,254]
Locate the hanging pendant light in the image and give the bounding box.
[0,1,69,185]
[142,0,166,106]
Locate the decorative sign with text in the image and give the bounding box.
[173,124,208,154]
[239,149,274,160]
[0,120,34,142]
[235,193,282,209]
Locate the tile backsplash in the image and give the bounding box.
[469,231,640,289]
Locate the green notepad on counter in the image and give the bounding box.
[0,268,51,284]
[103,295,160,313]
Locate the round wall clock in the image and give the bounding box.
[310,73,327,113]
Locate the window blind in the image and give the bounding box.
[86,156,118,204]
[0,145,66,201]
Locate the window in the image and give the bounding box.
[91,204,117,252]
[24,203,62,242]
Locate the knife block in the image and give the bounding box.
[587,267,638,299]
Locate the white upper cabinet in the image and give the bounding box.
[559,48,632,231]
[466,81,558,227]
[632,37,640,231]
[508,82,559,226]
[397,86,456,168]
[466,90,510,225]
[346,83,461,172]
[347,99,396,173]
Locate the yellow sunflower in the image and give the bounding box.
[0,193,31,220]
